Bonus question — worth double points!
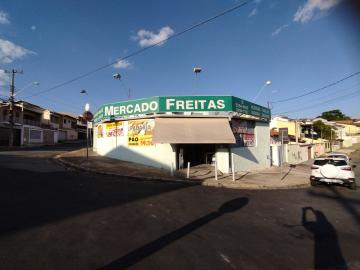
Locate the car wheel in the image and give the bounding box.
[349,182,357,190]
[310,179,317,186]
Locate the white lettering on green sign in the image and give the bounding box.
[94,96,271,123]
[104,101,158,117]
[165,98,225,111]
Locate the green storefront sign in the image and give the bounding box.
[94,96,271,123]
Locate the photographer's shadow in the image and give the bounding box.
[302,207,347,270]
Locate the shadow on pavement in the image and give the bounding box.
[99,197,249,270]
[308,186,360,227]
[0,156,191,236]
[0,141,86,152]
[281,164,296,180]
[302,207,347,269]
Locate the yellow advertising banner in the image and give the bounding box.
[105,122,124,137]
[97,124,104,138]
[97,122,124,138]
[128,119,154,146]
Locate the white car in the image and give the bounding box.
[326,152,351,163]
[310,157,356,189]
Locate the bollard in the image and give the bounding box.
[231,152,235,182]
[170,162,174,177]
[214,158,218,181]
[187,162,190,179]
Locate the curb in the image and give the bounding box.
[54,155,200,186]
[202,182,310,190]
[54,154,310,190]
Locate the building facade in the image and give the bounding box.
[0,101,83,146]
[93,96,271,173]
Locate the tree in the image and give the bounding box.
[320,109,351,121]
[313,120,336,140]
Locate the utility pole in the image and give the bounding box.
[330,128,333,152]
[295,119,299,144]
[5,69,23,147]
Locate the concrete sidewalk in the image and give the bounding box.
[55,148,311,189]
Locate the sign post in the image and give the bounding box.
[86,122,89,160]
[83,105,93,161]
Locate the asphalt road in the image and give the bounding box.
[0,144,359,270]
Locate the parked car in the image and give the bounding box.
[310,157,356,189]
[326,152,351,163]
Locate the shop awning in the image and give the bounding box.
[153,118,236,144]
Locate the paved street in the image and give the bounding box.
[0,144,359,270]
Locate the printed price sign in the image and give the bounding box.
[128,119,154,146]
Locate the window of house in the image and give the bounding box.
[51,115,59,123]
[231,119,256,147]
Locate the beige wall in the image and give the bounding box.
[285,144,310,164]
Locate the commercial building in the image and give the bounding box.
[93,96,271,173]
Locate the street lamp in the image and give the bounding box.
[113,73,121,80]
[193,67,202,94]
[193,67,202,75]
[80,90,92,160]
[253,80,272,102]
[112,73,131,100]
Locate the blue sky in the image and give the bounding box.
[0,0,359,118]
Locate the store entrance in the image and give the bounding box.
[177,144,216,169]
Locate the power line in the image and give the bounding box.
[31,95,81,111]
[272,81,360,112]
[24,0,251,99]
[270,71,360,104]
[273,89,360,115]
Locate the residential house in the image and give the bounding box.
[58,112,79,141]
[0,100,59,146]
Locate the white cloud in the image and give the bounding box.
[0,38,35,64]
[113,59,131,69]
[294,0,342,23]
[271,24,289,36]
[248,0,262,17]
[0,11,10,25]
[31,25,36,31]
[248,8,258,17]
[0,69,10,86]
[134,26,174,47]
